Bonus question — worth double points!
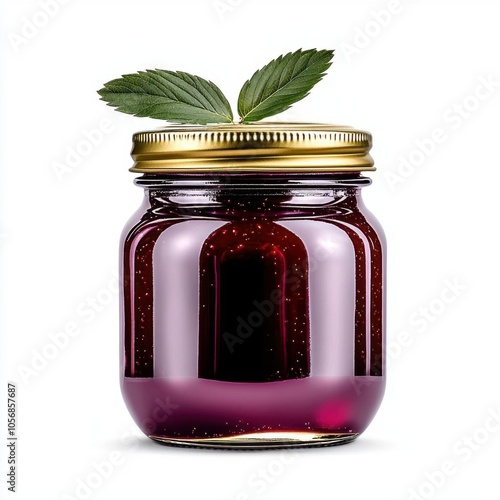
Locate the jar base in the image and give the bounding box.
[148,431,359,450]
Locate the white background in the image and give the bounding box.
[1,0,500,499]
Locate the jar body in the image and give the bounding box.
[120,173,386,448]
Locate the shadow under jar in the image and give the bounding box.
[120,123,386,449]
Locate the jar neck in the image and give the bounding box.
[133,173,371,217]
[134,172,371,190]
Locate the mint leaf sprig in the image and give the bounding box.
[97,48,334,125]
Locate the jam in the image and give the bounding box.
[198,217,311,382]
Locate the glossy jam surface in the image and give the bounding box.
[198,219,310,382]
[120,174,385,447]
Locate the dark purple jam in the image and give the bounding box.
[198,219,310,382]
[120,175,385,446]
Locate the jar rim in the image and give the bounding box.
[130,122,374,174]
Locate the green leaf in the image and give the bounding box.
[237,49,334,123]
[97,69,233,124]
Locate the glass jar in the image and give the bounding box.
[119,123,386,449]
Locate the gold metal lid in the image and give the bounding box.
[130,122,374,173]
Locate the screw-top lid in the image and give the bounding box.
[130,122,374,173]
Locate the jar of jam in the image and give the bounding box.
[119,123,386,449]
